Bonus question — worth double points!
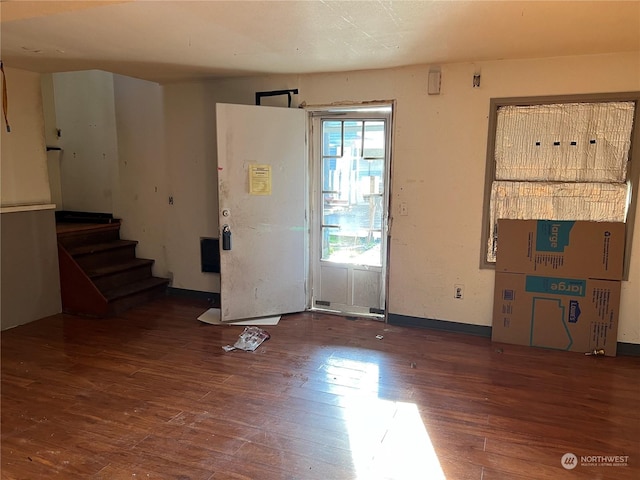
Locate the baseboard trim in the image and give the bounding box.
[616,342,640,356]
[388,313,640,356]
[167,287,220,307]
[388,313,491,337]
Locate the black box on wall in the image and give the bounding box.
[200,238,220,273]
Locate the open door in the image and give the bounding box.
[310,106,392,318]
[216,103,308,322]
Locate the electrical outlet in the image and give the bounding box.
[400,202,408,216]
[454,284,464,299]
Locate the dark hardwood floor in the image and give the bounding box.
[2,297,638,479]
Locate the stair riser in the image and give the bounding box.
[57,220,169,318]
[93,265,154,292]
[107,284,168,316]
[74,245,138,271]
[58,229,120,249]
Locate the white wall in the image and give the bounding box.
[1,67,51,207]
[41,74,64,210]
[41,73,60,148]
[112,74,169,278]
[162,76,298,292]
[53,70,119,213]
[41,53,638,343]
[158,52,639,343]
[162,82,217,291]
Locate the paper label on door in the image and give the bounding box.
[249,164,272,195]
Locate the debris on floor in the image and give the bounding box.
[375,335,384,340]
[223,326,271,352]
[585,349,605,356]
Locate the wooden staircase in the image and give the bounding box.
[56,219,169,317]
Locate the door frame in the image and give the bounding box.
[305,102,395,321]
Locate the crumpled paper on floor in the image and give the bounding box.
[222,326,271,352]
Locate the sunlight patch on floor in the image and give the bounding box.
[332,359,446,480]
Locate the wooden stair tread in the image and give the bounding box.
[86,258,155,279]
[55,211,118,224]
[66,239,137,257]
[56,221,121,236]
[57,216,167,317]
[103,277,169,301]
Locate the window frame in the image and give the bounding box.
[480,92,640,280]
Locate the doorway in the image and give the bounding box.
[309,105,393,319]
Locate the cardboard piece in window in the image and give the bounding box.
[492,272,620,356]
[496,220,625,280]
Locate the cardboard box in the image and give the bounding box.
[492,272,620,356]
[496,220,625,280]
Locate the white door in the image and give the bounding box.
[216,103,308,322]
[310,106,392,318]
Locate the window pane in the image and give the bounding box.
[323,192,346,222]
[322,121,343,158]
[322,157,342,192]
[321,226,339,260]
[358,159,384,194]
[321,119,384,266]
[363,121,385,158]
[343,121,363,158]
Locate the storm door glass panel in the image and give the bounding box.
[321,119,386,266]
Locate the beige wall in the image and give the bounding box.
[53,70,119,213]
[1,67,61,329]
[1,209,62,330]
[40,73,60,148]
[36,52,639,343]
[0,67,51,207]
[41,74,64,210]
[112,74,169,279]
[162,76,298,292]
[159,52,639,343]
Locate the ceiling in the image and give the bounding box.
[1,1,639,84]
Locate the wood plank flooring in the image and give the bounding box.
[2,297,639,479]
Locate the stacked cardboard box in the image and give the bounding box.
[492,220,625,356]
